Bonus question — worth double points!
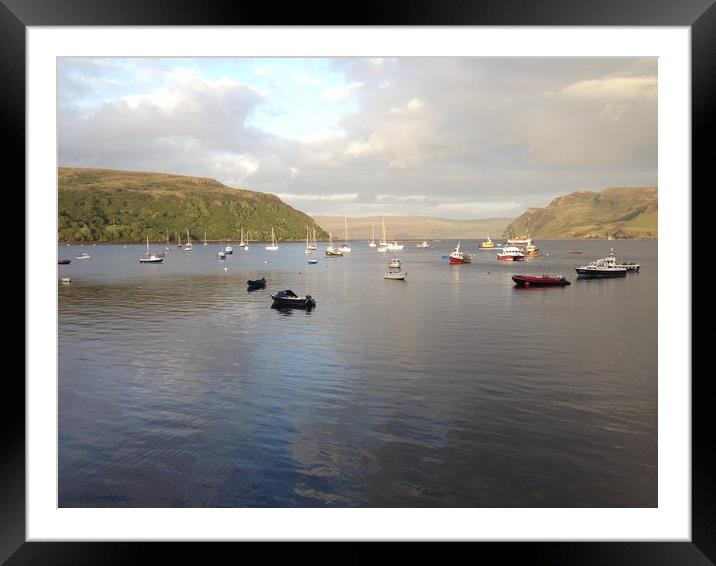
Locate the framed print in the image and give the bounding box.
[7,0,706,563]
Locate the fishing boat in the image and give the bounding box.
[416,241,429,248]
[497,246,525,261]
[271,289,316,309]
[606,248,640,272]
[479,237,496,249]
[247,277,266,289]
[139,235,164,263]
[184,228,193,251]
[525,242,540,257]
[512,274,570,287]
[575,253,627,278]
[338,217,351,253]
[507,236,532,245]
[58,259,71,265]
[325,232,343,257]
[448,242,472,264]
[76,252,91,260]
[369,224,377,247]
[265,227,279,251]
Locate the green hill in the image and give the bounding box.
[503,187,657,240]
[58,167,329,243]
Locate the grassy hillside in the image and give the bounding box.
[503,187,657,240]
[58,167,329,243]
[313,216,513,240]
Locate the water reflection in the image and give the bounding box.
[59,240,657,507]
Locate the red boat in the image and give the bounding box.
[448,242,472,264]
[58,259,71,265]
[512,274,571,287]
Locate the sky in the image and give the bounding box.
[58,57,657,219]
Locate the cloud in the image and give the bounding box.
[320,82,364,101]
[58,57,657,218]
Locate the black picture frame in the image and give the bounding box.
[7,1,704,563]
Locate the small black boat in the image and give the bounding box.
[247,277,266,289]
[270,289,316,309]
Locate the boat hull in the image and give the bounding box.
[271,294,315,309]
[575,268,626,278]
[138,257,163,263]
[497,255,525,261]
[384,272,407,280]
[58,259,71,265]
[512,275,570,287]
[247,278,266,288]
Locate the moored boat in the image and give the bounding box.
[479,236,496,249]
[308,258,319,264]
[416,241,429,248]
[512,274,570,287]
[525,242,540,257]
[247,277,266,289]
[449,242,472,264]
[384,270,407,280]
[58,259,71,265]
[497,246,525,261]
[575,253,627,278]
[271,289,316,309]
[76,252,91,260]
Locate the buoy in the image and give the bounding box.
[224,267,228,272]
[264,260,268,264]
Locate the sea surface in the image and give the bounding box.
[58,239,657,507]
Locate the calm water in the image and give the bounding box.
[58,240,657,507]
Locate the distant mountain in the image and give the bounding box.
[503,187,657,240]
[312,216,513,241]
[58,167,328,243]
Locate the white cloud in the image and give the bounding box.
[320,82,364,102]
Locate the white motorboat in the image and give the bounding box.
[497,246,525,261]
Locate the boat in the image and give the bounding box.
[308,258,319,264]
[569,250,583,255]
[58,259,71,265]
[265,227,279,251]
[384,270,407,280]
[308,227,318,251]
[225,242,233,254]
[525,242,540,257]
[217,249,226,260]
[389,258,401,268]
[369,224,377,247]
[325,232,343,257]
[575,253,627,278]
[139,235,164,263]
[204,231,208,246]
[76,252,91,260]
[184,228,193,251]
[271,289,316,309]
[387,241,404,251]
[507,236,532,245]
[166,231,170,250]
[416,241,429,248]
[448,242,472,264]
[177,232,182,248]
[338,217,351,253]
[239,226,247,249]
[479,237,496,249]
[377,217,389,252]
[247,277,266,289]
[512,274,570,287]
[497,246,525,261]
[305,226,313,254]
